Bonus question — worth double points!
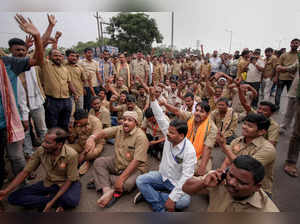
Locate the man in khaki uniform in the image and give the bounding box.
[116,54,131,88]
[0,128,81,212]
[183,155,279,212]
[89,96,111,129]
[107,76,129,97]
[65,49,86,110]
[40,49,77,131]
[210,98,238,145]
[131,52,148,85]
[218,113,276,196]
[275,39,299,108]
[110,94,143,126]
[152,56,163,84]
[172,57,182,79]
[68,110,105,175]
[79,47,101,111]
[85,111,149,208]
[237,50,250,79]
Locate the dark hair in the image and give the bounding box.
[137,85,145,90]
[65,49,76,57]
[90,96,101,104]
[120,90,129,96]
[169,119,188,136]
[144,108,154,118]
[259,101,278,113]
[8,38,26,48]
[265,48,273,53]
[215,85,223,90]
[84,47,93,53]
[47,128,69,144]
[244,112,270,131]
[217,97,229,106]
[233,155,265,184]
[170,79,177,85]
[241,50,250,57]
[196,102,210,113]
[126,94,136,103]
[98,87,106,94]
[292,38,300,42]
[184,92,194,100]
[74,109,88,121]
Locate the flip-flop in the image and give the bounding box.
[284,166,298,177]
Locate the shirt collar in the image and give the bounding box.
[237,190,265,209]
[53,145,67,165]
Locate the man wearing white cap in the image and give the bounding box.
[85,111,149,208]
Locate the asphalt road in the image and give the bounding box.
[3,94,300,212]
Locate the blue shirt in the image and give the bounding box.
[0,56,30,129]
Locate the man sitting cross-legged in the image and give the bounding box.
[85,111,149,208]
[68,109,105,176]
[134,87,197,212]
[0,128,80,212]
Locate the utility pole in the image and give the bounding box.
[171,11,174,50]
[225,29,233,54]
[94,12,102,47]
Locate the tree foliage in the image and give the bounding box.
[106,13,163,55]
[71,38,110,54]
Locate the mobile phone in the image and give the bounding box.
[218,168,229,185]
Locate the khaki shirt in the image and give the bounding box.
[89,107,111,128]
[24,144,79,187]
[114,104,143,126]
[278,51,299,80]
[79,59,99,87]
[131,59,148,80]
[172,62,182,76]
[65,63,86,96]
[71,115,104,147]
[208,185,279,212]
[152,64,163,84]
[116,63,130,87]
[111,84,129,96]
[210,108,238,138]
[266,118,280,145]
[103,126,149,173]
[141,116,169,139]
[200,63,211,77]
[136,94,149,111]
[40,59,71,98]
[230,136,276,194]
[263,55,277,79]
[237,57,249,79]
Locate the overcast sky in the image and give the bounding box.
[1,0,299,54]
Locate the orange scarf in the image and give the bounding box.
[186,116,210,159]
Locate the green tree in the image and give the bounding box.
[106,13,163,55]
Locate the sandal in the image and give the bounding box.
[105,192,122,208]
[284,165,298,177]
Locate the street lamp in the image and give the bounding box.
[225,29,233,54]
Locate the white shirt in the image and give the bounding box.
[246,59,265,83]
[209,57,222,73]
[17,77,29,121]
[180,100,197,113]
[151,100,197,202]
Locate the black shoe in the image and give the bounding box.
[133,192,145,205]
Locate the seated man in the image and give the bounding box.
[89,96,111,129]
[183,155,279,212]
[160,99,217,177]
[219,113,276,197]
[134,87,197,212]
[68,109,105,175]
[238,80,279,146]
[110,94,143,126]
[0,128,80,212]
[142,108,167,160]
[85,111,149,208]
[210,97,238,145]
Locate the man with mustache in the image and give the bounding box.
[0,128,81,213]
[85,111,149,208]
[218,113,276,197]
[183,155,279,212]
[134,87,196,212]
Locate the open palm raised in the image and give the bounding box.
[15,14,40,36]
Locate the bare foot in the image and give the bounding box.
[96,189,114,208]
[56,206,64,213]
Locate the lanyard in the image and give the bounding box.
[170,139,186,164]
